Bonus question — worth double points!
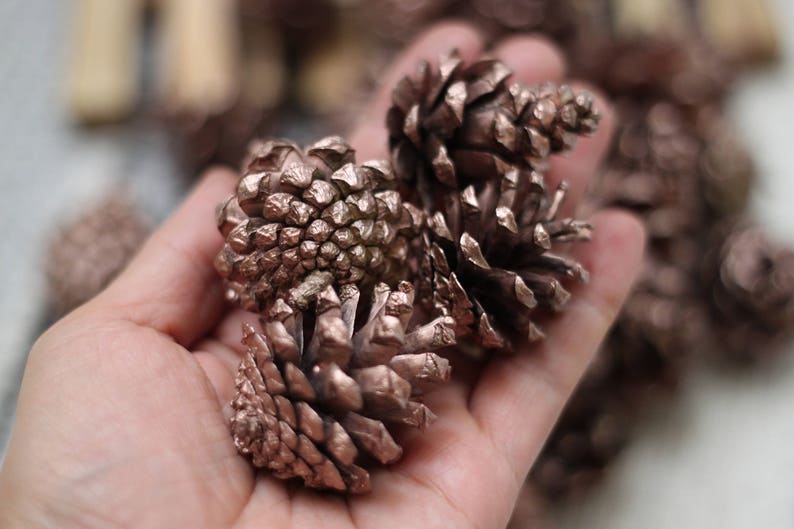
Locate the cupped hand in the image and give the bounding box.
[0,23,644,529]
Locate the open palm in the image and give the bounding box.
[0,23,644,529]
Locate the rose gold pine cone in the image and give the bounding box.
[705,221,794,363]
[47,197,150,315]
[387,52,600,210]
[230,281,455,493]
[214,136,424,313]
[419,171,591,353]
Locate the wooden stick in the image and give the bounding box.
[611,0,690,39]
[159,0,240,116]
[68,0,142,124]
[696,0,781,64]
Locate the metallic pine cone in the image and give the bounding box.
[704,222,794,363]
[172,103,273,173]
[530,358,630,500]
[387,52,600,211]
[466,0,577,37]
[230,281,455,493]
[47,197,150,316]
[358,0,456,45]
[214,136,424,313]
[569,36,732,109]
[418,169,591,352]
[596,102,705,252]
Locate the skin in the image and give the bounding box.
[0,23,645,529]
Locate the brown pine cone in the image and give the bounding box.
[569,36,732,109]
[597,103,702,221]
[387,52,600,210]
[214,136,424,313]
[359,0,455,45]
[47,196,150,316]
[530,370,629,499]
[467,0,576,37]
[230,281,455,493]
[419,170,591,352]
[704,222,794,363]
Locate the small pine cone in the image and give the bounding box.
[467,0,576,36]
[705,222,794,363]
[387,52,600,209]
[419,170,591,352]
[230,281,455,493]
[359,0,454,44]
[531,375,629,500]
[47,197,150,315]
[172,103,273,173]
[214,136,424,313]
[569,36,732,108]
[596,102,704,247]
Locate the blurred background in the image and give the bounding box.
[1,0,793,527]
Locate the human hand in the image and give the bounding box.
[0,23,644,529]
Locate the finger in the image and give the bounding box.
[350,21,483,160]
[468,210,645,483]
[491,34,566,84]
[97,168,236,346]
[546,83,616,217]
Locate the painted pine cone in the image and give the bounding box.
[705,222,794,362]
[47,196,150,315]
[419,169,591,352]
[230,281,455,493]
[387,52,599,209]
[531,360,629,499]
[214,136,424,313]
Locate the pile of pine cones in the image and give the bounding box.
[215,56,601,492]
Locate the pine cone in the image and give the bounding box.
[387,52,600,210]
[47,196,150,315]
[705,222,794,363]
[230,281,455,493]
[214,136,424,313]
[596,102,704,244]
[531,371,629,499]
[360,0,455,44]
[569,37,732,108]
[419,172,591,352]
[698,119,755,219]
[467,0,576,36]
[173,104,272,173]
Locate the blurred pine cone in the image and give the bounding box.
[47,197,150,316]
[231,281,455,493]
[359,0,455,44]
[530,358,629,499]
[214,136,424,313]
[704,222,794,363]
[570,37,732,109]
[387,53,599,210]
[467,0,576,37]
[419,173,591,351]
